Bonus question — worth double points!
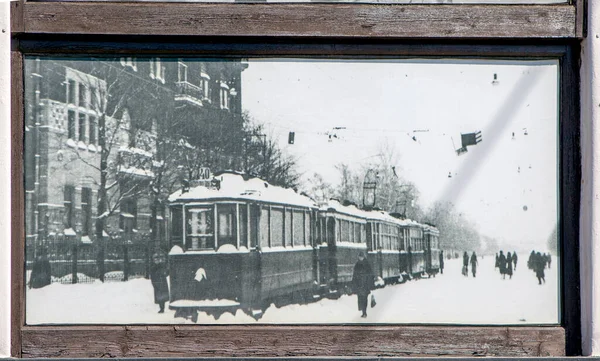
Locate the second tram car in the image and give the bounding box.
[167,172,441,320]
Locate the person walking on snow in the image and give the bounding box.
[352,251,374,318]
[498,251,507,279]
[470,252,479,277]
[462,252,469,276]
[439,250,445,275]
[150,252,169,313]
[506,252,514,280]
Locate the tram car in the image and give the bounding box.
[166,171,441,321]
[167,172,318,320]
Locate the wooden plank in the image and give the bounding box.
[575,0,586,38]
[21,326,565,358]
[10,1,24,34]
[11,47,24,358]
[19,2,577,38]
[559,44,582,356]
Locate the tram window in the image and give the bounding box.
[285,209,292,247]
[293,210,304,246]
[186,207,213,250]
[239,204,248,248]
[217,204,237,249]
[259,207,269,248]
[170,206,183,244]
[304,213,311,246]
[271,208,284,247]
[354,223,361,243]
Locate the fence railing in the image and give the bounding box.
[27,236,152,285]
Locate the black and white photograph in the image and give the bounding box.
[24,56,559,325]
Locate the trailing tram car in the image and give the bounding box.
[423,224,441,276]
[167,172,318,320]
[315,200,369,293]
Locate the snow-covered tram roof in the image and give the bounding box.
[168,172,317,209]
[319,200,423,228]
[422,224,440,235]
[318,200,371,221]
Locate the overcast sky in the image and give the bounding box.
[242,58,559,251]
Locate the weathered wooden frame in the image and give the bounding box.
[11,0,585,358]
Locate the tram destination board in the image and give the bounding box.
[21,56,564,329]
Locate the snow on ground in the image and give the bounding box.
[26,255,559,325]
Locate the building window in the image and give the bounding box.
[67,79,77,105]
[81,187,92,236]
[63,185,75,229]
[201,72,210,100]
[178,60,188,82]
[120,198,137,236]
[89,116,97,145]
[78,113,86,142]
[220,82,229,110]
[150,58,165,84]
[78,84,87,108]
[67,110,76,140]
[90,86,99,111]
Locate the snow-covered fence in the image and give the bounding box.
[33,234,152,284]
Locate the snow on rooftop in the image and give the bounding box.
[321,200,422,227]
[169,172,317,208]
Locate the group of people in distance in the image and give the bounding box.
[462,251,479,277]
[528,250,551,285]
[495,250,517,279]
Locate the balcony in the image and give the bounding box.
[175,81,203,107]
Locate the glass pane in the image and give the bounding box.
[23,56,560,326]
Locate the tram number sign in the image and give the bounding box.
[198,167,211,180]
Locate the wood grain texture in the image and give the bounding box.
[21,326,565,357]
[18,2,577,38]
[11,48,24,359]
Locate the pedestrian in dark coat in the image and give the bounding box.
[546,253,552,269]
[506,252,514,279]
[150,252,169,313]
[470,252,478,277]
[498,251,507,279]
[352,251,374,318]
[535,252,546,285]
[439,250,444,275]
[512,251,518,270]
[527,250,535,270]
[29,250,51,289]
[462,252,469,277]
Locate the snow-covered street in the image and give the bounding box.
[27,255,559,325]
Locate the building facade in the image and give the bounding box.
[23,57,247,277]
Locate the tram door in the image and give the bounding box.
[425,234,432,273]
[327,218,338,284]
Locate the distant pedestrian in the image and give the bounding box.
[527,250,535,270]
[439,251,444,275]
[462,252,469,277]
[498,251,507,279]
[534,251,546,285]
[495,253,499,269]
[506,252,514,279]
[150,252,169,313]
[546,253,552,269]
[470,252,478,278]
[352,251,374,318]
[512,251,518,270]
[29,248,51,289]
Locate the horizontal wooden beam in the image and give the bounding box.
[21,325,565,357]
[15,2,578,39]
